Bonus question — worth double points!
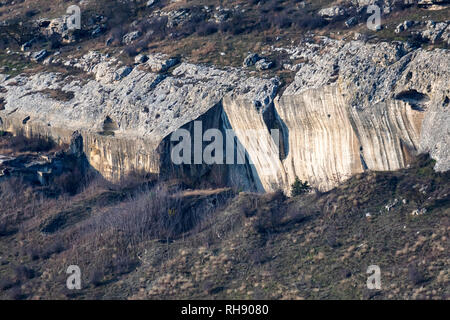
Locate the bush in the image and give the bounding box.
[8,287,26,300]
[408,33,428,48]
[6,132,54,153]
[89,270,104,287]
[269,13,293,29]
[52,167,84,195]
[197,22,218,36]
[85,184,188,245]
[0,278,16,291]
[294,14,328,29]
[253,190,286,233]
[408,264,426,285]
[39,239,65,259]
[124,44,138,57]
[14,265,35,282]
[291,177,311,196]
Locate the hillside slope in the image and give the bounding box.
[0,141,448,299]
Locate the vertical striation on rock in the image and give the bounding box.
[0,39,449,193]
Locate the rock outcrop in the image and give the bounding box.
[0,38,448,193]
[0,52,278,190]
[274,40,449,190]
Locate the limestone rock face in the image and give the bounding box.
[0,38,448,193]
[0,51,278,186]
[273,39,449,191]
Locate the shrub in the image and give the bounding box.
[110,26,127,45]
[14,265,35,282]
[408,33,428,48]
[291,177,311,196]
[40,239,65,259]
[52,167,84,195]
[83,184,188,246]
[3,132,54,153]
[408,264,426,285]
[269,13,293,29]
[197,22,218,36]
[294,14,328,29]
[8,287,26,300]
[0,278,16,291]
[253,190,286,233]
[147,16,169,39]
[89,270,104,287]
[219,14,248,35]
[124,44,138,57]
[26,246,40,261]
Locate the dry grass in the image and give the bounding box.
[22,88,74,102]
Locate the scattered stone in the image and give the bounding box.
[318,6,346,19]
[243,53,261,67]
[123,31,142,45]
[114,66,133,81]
[395,20,415,34]
[345,17,358,28]
[105,37,114,46]
[419,21,449,44]
[283,63,301,72]
[135,54,149,64]
[146,54,179,73]
[213,8,231,23]
[21,40,34,52]
[91,25,104,37]
[255,59,274,71]
[31,50,49,62]
[353,32,365,41]
[385,198,398,212]
[411,208,427,216]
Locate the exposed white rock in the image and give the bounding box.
[135,54,149,64]
[243,53,261,67]
[123,31,142,45]
[419,21,449,44]
[31,50,49,62]
[395,20,415,34]
[0,38,449,193]
[0,51,278,186]
[146,53,179,73]
[255,59,274,71]
[318,6,346,18]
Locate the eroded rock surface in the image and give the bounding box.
[0,38,448,193]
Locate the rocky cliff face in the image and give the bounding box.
[273,39,449,191]
[0,38,448,193]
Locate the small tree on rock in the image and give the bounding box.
[291,177,311,196]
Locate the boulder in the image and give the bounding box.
[345,17,358,28]
[123,31,142,45]
[31,50,49,62]
[21,40,34,52]
[419,21,449,43]
[114,66,133,81]
[395,20,415,34]
[243,53,261,67]
[135,54,149,64]
[146,54,179,73]
[255,59,274,71]
[318,6,346,18]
